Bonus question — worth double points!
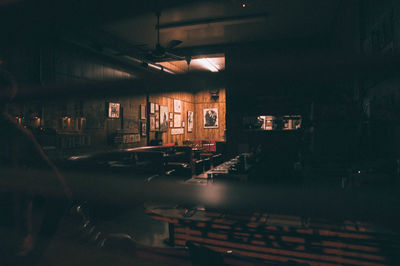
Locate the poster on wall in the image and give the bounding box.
[203,108,218,128]
[160,106,168,132]
[174,99,182,113]
[171,128,184,135]
[150,116,155,131]
[140,104,146,120]
[108,102,120,118]
[150,103,155,114]
[174,114,181,128]
[187,111,194,132]
[141,122,147,136]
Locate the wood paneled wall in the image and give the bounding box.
[149,92,195,145]
[194,88,226,141]
[148,89,226,145]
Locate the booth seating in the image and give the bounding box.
[211,154,223,168]
[132,145,194,178]
[203,157,211,172]
[195,160,204,175]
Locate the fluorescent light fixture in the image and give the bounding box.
[163,68,176,75]
[197,58,219,72]
[147,63,163,71]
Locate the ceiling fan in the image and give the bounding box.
[147,11,183,61]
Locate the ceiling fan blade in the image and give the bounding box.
[166,40,182,50]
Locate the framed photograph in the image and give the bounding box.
[150,116,155,131]
[141,122,147,136]
[140,104,146,120]
[204,108,218,128]
[108,102,120,118]
[155,119,160,129]
[171,128,184,135]
[174,114,181,128]
[169,112,173,119]
[160,106,168,132]
[187,111,194,132]
[169,121,173,128]
[173,99,182,113]
[155,104,159,111]
[150,103,155,114]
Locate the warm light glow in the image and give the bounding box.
[147,63,162,71]
[197,58,219,72]
[163,67,175,75]
[158,55,224,73]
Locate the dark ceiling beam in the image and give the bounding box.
[157,12,268,30]
[164,36,332,61]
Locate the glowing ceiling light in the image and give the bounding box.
[197,58,219,72]
[163,68,176,75]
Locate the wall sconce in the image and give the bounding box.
[209,88,220,101]
[15,115,24,125]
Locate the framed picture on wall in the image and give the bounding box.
[203,108,218,128]
[141,122,147,136]
[160,106,168,132]
[150,116,155,131]
[140,104,146,120]
[174,99,182,113]
[169,112,173,119]
[174,114,181,128]
[187,111,194,132]
[108,102,120,118]
[155,119,160,129]
[150,103,155,114]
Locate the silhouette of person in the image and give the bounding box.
[0,67,72,265]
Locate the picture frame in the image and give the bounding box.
[108,102,120,118]
[160,106,169,132]
[150,116,155,131]
[169,112,173,119]
[150,103,155,114]
[187,111,194,132]
[174,114,181,128]
[140,104,146,120]
[141,122,147,136]
[203,108,218,128]
[173,99,182,113]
